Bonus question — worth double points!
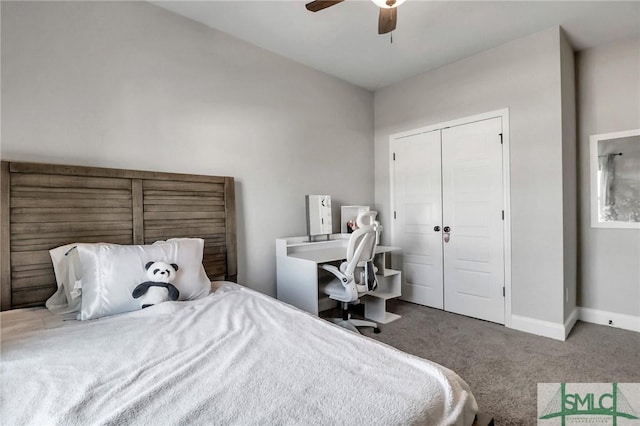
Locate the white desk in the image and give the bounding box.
[276,234,402,324]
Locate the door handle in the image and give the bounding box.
[434,226,441,232]
[443,226,451,243]
[443,226,451,232]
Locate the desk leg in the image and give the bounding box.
[276,256,319,315]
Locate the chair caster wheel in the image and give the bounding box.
[374,328,381,334]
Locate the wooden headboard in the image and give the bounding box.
[0,161,237,311]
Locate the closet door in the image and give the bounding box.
[441,117,505,324]
[392,130,444,309]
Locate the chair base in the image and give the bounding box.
[329,317,380,334]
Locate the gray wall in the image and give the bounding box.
[560,30,577,322]
[0,1,375,296]
[375,27,568,324]
[576,38,640,318]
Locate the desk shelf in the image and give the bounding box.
[380,269,401,278]
[377,312,402,325]
[363,262,402,324]
[368,290,401,300]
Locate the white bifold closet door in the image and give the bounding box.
[393,117,505,324]
[392,130,444,309]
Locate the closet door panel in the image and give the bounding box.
[392,130,444,309]
[442,117,505,324]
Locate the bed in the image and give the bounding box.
[0,161,480,426]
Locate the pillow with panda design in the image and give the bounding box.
[77,239,210,320]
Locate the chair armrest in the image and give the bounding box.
[320,264,349,284]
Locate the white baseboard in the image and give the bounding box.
[510,315,567,341]
[509,307,638,340]
[578,307,640,333]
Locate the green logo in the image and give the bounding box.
[539,383,639,425]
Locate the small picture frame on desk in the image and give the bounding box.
[341,205,369,233]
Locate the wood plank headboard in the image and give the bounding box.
[0,161,237,311]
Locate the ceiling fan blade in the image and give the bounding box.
[305,0,344,12]
[378,7,397,34]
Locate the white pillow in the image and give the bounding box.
[77,239,210,320]
[46,244,85,314]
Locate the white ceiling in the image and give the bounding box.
[151,1,640,91]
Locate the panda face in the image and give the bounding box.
[153,267,172,278]
[145,261,178,283]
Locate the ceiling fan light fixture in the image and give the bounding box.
[370,0,406,9]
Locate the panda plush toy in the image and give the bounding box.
[132,261,180,309]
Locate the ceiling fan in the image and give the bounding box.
[305,0,406,35]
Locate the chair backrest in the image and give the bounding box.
[356,210,382,245]
[356,211,377,228]
[343,212,379,281]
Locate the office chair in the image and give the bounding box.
[321,211,381,334]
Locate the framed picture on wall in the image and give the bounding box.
[590,128,640,229]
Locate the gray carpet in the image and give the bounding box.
[332,300,640,425]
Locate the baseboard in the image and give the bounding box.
[564,307,579,339]
[510,315,567,341]
[578,307,640,333]
[509,308,638,340]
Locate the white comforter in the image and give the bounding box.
[1,283,477,426]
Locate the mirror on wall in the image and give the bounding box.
[590,129,640,228]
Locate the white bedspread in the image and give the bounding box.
[1,283,477,426]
